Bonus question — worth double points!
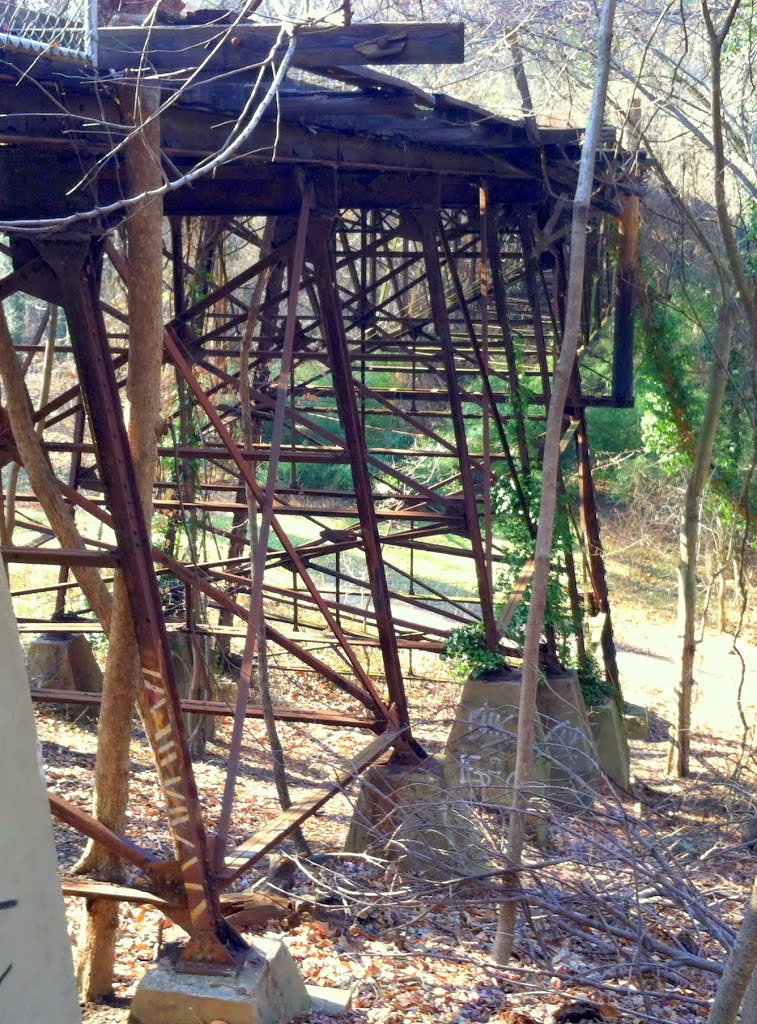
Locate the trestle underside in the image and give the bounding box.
[0,22,634,971]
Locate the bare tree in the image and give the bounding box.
[668,302,734,777]
[75,84,165,1002]
[708,875,757,1024]
[493,0,618,965]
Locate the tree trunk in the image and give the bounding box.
[668,303,734,779]
[76,82,164,1002]
[740,966,757,1024]
[4,305,57,538]
[0,313,112,628]
[493,0,618,965]
[701,4,757,365]
[707,874,757,1024]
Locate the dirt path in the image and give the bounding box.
[619,621,755,733]
[611,593,757,758]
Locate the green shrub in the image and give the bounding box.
[440,623,507,679]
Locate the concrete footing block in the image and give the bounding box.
[536,670,600,809]
[345,753,489,880]
[623,702,650,740]
[444,670,550,807]
[128,936,310,1024]
[306,983,354,1014]
[588,698,631,789]
[27,632,102,721]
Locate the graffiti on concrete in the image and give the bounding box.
[457,703,516,789]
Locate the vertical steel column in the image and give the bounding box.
[437,214,531,530]
[359,212,368,445]
[217,489,248,651]
[214,188,312,869]
[613,191,639,406]
[484,213,531,478]
[436,222,507,445]
[418,213,498,650]
[309,217,420,759]
[478,191,494,607]
[576,410,621,695]
[518,210,552,403]
[42,239,246,973]
[54,406,86,617]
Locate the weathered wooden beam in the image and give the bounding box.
[0,148,542,222]
[318,63,436,105]
[183,83,418,118]
[49,792,159,873]
[96,22,464,75]
[223,729,402,885]
[1,547,119,567]
[32,689,377,730]
[60,877,176,910]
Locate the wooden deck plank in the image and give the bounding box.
[97,22,464,75]
[223,730,402,884]
[2,547,119,567]
[32,689,377,730]
[60,878,176,910]
[49,792,158,872]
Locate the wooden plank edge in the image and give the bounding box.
[222,728,402,883]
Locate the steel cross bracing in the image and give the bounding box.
[0,199,629,967]
[0,30,635,967]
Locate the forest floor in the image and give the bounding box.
[35,510,757,1024]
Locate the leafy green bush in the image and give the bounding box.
[577,653,613,707]
[586,404,642,456]
[492,472,576,664]
[440,623,507,679]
